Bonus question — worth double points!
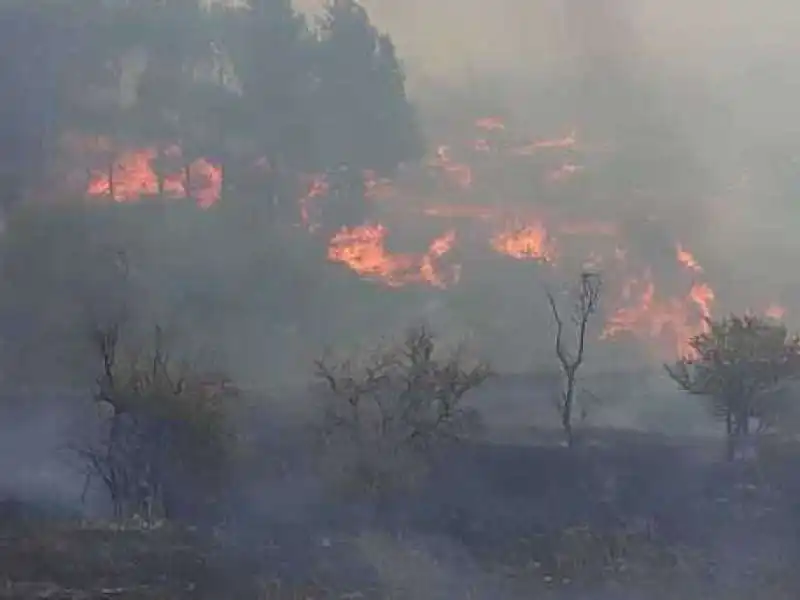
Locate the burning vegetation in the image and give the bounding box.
[5,1,800,599]
[77,115,783,360]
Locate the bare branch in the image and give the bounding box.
[314,324,491,498]
[545,271,602,446]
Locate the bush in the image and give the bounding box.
[314,325,491,500]
[80,323,238,522]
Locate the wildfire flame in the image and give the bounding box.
[475,116,505,131]
[602,247,716,357]
[766,303,787,320]
[676,244,703,273]
[601,272,715,357]
[491,220,555,263]
[326,224,459,289]
[77,115,787,358]
[85,143,221,208]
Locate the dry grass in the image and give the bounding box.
[2,519,796,600]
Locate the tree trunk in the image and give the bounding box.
[220,162,229,200]
[183,162,192,200]
[107,159,115,200]
[725,410,734,461]
[156,145,165,198]
[562,375,575,447]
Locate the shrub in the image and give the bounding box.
[314,325,491,500]
[80,323,238,522]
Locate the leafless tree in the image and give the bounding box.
[546,271,602,447]
[80,320,237,522]
[315,325,491,499]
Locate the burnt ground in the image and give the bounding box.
[2,427,800,599]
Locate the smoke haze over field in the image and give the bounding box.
[5,7,800,598]
[300,0,800,84]
[294,0,800,336]
[3,0,800,381]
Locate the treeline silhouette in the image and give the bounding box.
[0,0,423,215]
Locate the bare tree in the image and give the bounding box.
[546,272,602,447]
[315,325,491,500]
[81,320,238,522]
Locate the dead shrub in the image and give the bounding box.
[79,322,238,522]
[314,325,491,500]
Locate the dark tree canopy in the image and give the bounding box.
[0,2,69,209]
[666,314,800,458]
[311,0,424,175]
[0,0,423,208]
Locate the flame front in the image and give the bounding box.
[327,224,459,289]
[77,115,789,359]
[602,251,716,357]
[85,142,221,208]
[491,221,555,263]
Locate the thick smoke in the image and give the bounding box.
[1,3,799,599]
[304,0,800,326]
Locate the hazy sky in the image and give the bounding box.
[290,0,800,326]
[295,0,800,87]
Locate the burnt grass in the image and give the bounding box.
[3,429,800,599]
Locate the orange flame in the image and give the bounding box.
[601,243,716,357]
[475,116,505,131]
[491,220,556,262]
[327,223,459,289]
[601,270,714,357]
[766,303,786,320]
[73,119,790,360]
[86,144,221,208]
[676,244,703,273]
